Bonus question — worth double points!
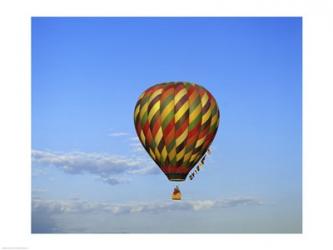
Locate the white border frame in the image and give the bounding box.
[1,0,333,249]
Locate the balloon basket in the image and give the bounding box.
[171,185,182,200]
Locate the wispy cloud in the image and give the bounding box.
[129,136,140,142]
[107,132,129,137]
[129,142,144,152]
[98,176,130,185]
[32,197,262,216]
[32,149,158,185]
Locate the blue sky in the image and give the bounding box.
[31,17,302,233]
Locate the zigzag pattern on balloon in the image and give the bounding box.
[134,82,220,181]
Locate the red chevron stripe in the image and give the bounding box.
[163,119,174,137]
[161,165,192,174]
[152,117,161,135]
[188,124,200,139]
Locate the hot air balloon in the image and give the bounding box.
[133,82,220,200]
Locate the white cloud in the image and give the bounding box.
[32,197,262,216]
[129,136,140,142]
[129,142,144,152]
[127,166,160,175]
[107,132,129,137]
[98,176,130,185]
[32,149,158,185]
[31,197,263,233]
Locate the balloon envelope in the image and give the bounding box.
[134,82,220,181]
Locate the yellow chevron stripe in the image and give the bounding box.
[150,88,163,101]
[201,93,209,107]
[210,114,218,127]
[175,88,187,103]
[202,104,212,124]
[155,127,163,146]
[154,148,161,162]
[195,136,205,148]
[161,146,168,162]
[183,151,192,162]
[190,152,198,162]
[176,128,188,146]
[161,100,174,121]
[168,149,176,162]
[134,104,140,120]
[190,137,206,164]
[189,102,201,122]
[176,147,186,161]
[175,102,189,123]
[140,130,145,145]
[139,101,148,120]
[148,100,160,123]
[149,148,156,160]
